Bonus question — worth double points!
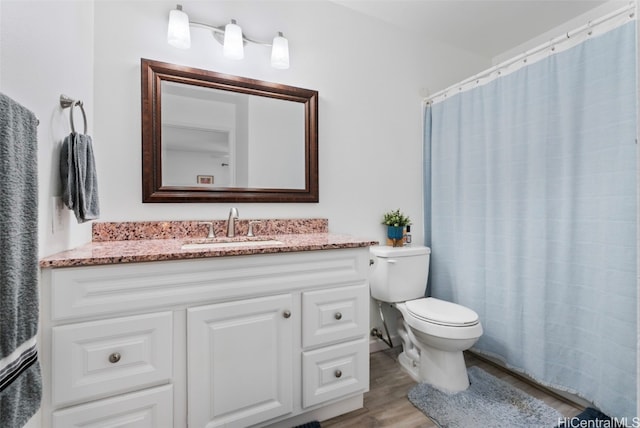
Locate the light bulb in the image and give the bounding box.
[223,19,244,60]
[167,5,190,49]
[271,32,289,69]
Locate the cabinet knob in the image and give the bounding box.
[334,312,342,320]
[283,310,291,319]
[108,352,121,364]
[334,370,342,378]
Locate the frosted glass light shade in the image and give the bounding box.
[271,32,289,69]
[223,20,244,60]
[167,5,190,49]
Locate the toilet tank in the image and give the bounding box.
[369,246,431,303]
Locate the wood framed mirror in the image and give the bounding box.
[141,58,318,202]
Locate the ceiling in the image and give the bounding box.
[331,1,623,58]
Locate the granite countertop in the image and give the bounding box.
[40,233,379,268]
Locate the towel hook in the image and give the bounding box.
[60,94,87,134]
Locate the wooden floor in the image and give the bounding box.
[322,347,583,428]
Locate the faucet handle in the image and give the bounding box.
[199,222,215,239]
[247,221,261,237]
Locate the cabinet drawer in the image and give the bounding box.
[52,311,172,407]
[52,384,173,428]
[302,339,369,408]
[302,283,368,348]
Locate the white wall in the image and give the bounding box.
[248,96,305,188]
[91,0,489,247]
[637,0,640,414]
[493,0,628,64]
[1,0,95,259]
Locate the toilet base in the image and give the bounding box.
[397,347,470,393]
[418,345,470,392]
[396,317,472,393]
[397,350,420,381]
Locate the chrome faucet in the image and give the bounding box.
[226,207,239,237]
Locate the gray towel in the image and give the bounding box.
[0,92,42,428]
[60,132,99,223]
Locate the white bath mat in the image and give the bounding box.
[408,366,562,428]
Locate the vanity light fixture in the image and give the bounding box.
[223,19,244,60]
[167,4,191,49]
[167,4,290,69]
[270,32,290,70]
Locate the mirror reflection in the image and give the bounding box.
[161,81,305,189]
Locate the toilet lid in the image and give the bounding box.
[405,298,479,327]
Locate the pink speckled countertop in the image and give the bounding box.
[40,231,379,268]
[40,219,378,268]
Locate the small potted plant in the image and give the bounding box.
[382,209,411,247]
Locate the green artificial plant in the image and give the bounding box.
[382,209,412,227]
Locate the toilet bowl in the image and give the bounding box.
[395,297,482,391]
[369,246,483,392]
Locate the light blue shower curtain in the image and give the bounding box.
[424,22,637,419]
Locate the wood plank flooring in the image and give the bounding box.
[322,347,583,427]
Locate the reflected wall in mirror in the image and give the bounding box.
[141,58,319,202]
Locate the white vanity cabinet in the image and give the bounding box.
[39,247,371,428]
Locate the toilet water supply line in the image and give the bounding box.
[371,300,394,348]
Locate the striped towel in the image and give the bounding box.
[0,92,42,428]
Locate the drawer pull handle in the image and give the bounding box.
[334,370,342,378]
[108,352,121,364]
[334,312,342,320]
[283,310,291,319]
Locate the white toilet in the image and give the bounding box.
[369,245,483,392]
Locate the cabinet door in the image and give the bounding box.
[188,294,293,428]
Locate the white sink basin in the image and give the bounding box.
[181,239,283,250]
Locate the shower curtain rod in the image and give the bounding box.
[424,2,636,105]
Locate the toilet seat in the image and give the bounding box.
[396,300,483,341]
[405,297,479,327]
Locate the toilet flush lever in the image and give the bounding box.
[387,259,397,264]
